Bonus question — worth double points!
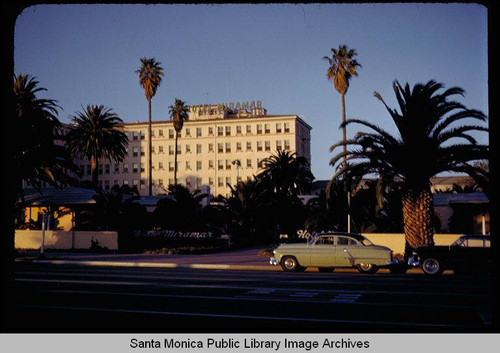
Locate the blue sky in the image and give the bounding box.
[14,3,489,181]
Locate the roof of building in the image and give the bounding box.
[433,192,489,206]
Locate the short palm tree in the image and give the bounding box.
[330,80,488,257]
[168,98,189,185]
[258,150,314,197]
[323,44,361,231]
[65,105,128,190]
[136,57,164,195]
[13,74,77,197]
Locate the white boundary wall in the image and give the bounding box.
[362,233,463,255]
[15,230,118,250]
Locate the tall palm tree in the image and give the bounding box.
[13,74,77,198]
[330,80,488,257]
[65,105,128,190]
[258,150,314,197]
[168,98,189,185]
[136,57,164,195]
[323,44,361,231]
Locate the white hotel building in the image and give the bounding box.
[75,101,312,197]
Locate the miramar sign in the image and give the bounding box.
[190,100,263,115]
[134,230,213,238]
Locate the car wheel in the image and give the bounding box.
[356,263,378,274]
[281,256,301,272]
[318,267,335,273]
[421,258,443,275]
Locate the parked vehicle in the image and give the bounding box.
[408,234,492,275]
[270,232,396,274]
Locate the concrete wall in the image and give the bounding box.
[15,230,118,250]
[362,233,463,255]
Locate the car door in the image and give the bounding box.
[309,235,336,267]
[334,236,359,267]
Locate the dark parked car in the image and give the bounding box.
[408,234,492,275]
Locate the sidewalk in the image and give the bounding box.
[15,247,282,271]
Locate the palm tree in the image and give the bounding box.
[330,80,488,257]
[136,57,164,195]
[13,74,78,198]
[65,105,128,190]
[323,44,361,231]
[168,98,189,185]
[258,150,314,197]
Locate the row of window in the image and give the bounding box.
[127,140,292,157]
[80,159,267,176]
[130,122,292,140]
[98,176,246,191]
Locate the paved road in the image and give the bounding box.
[9,261,495,333]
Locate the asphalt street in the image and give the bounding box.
[9,260,496,333]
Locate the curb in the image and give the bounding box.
[28,259,282,271]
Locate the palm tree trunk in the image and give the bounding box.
[402,185,435,258]
[341,92,351,232]
[91,156,98,190]
[148,98,152,196]
[174,132,179,185]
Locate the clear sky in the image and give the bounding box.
[14,2,489,181]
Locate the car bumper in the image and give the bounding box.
[269,257,279,266]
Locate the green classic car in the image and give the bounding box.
[270,232,396,274]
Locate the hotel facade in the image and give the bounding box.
[73,101,312,197]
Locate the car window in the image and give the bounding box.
[466,238,485,248]
[314,236,335,246]
[337,237,358,246]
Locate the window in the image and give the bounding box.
[218,177,224,187]
[133,131,139,140]
[209,160,214,169]
[105,164,110,174]
[276,123,282,133]
[276,140,283,151]
[236,142,242,152]
[114,164,120,173]
[209,177,214,186]
[98,165,103,175]
[140,131,145,140]
[225,126,231,136]
[265,124,270,134]
[265,141,271,151]
[218,143,224,153]
[186,144,191,154]
[169,145,174,155]
[169,162,174,172]
[236,125,242,135]
[123,164,129,173]
[196,161,202,171]
[218,160,224,170]
[133,147,139,157]
[133,163,139,173]
[196,127,202,137]
[246,125,252,134]
[196,144,202,154]
[140,179,145,190]
[284,140,290,150]
[257,124,263,134]
[257,141,263,151]
[208,143,214,152]
[158,146,164,154]
[246,159,252,168]
[225,143,231,153]
[208,127,214,136]
[196,178,202,188]
[158,162,164,170]
[246,142,252,151]
[226,160,232,170]
[158,129,164,137]
[186,161,191,170]
[284,122,290,133]
[140,147,145,156]
[169,129,174,139]
[337,237,358,246]
[185,128,191,137]
[218,126,224,136]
